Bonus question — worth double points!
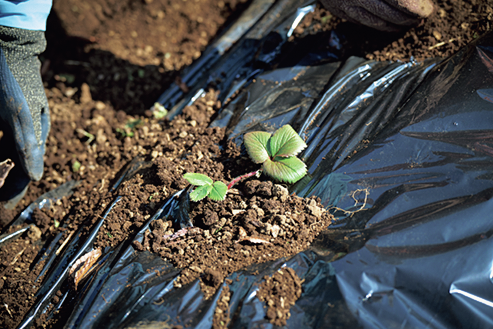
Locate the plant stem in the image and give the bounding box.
[227,170,261,189]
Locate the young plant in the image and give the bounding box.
[184,124,307,202]
[116,118,142,138]
[151,102,168,119]
[183,173,228,202]
[243,124,307,184]
[76,128,95,144]
[72,160,81,173]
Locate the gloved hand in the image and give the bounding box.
[0,26,50,207]
[319,0,435,32]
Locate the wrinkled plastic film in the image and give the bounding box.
[321,36,493,329]
[209,31,493,329]
[64,191,186,328]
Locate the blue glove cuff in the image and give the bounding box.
[0,0,52,31]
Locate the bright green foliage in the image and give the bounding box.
[125,119,142,130]
[244,125,307,183]
[152,102,168,119]
[184,173,227,202]
[244,131,271,164]
[184,173,213,186]
[190,184,213,201]
[209,181,228,201]
[116,119,142,138]
[72,160,81,173]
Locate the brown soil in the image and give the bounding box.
[257,267,303,326]
[0,0,491,328]
[144,180,331,299]
[212,283,232,329]
[292,0,493,62]
[0,226,46,326]
[368,0,493,61]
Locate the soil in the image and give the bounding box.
[212,284,232,329]
[292,0,493,61]
[144,180,331,299]
[0,0,492,328]
[257,267,303,326]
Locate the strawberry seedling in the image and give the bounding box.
[184,124,307,202]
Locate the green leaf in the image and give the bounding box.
[268,125,306,158]
[125,119,142,130]
[72,161,81,173]
[183,173,213,186]
[263,156,307,183]
[209,181,228,201]
[321,14,332,24]
[244,131,271,163]
[152,102,168,119]
[190,184,213,201]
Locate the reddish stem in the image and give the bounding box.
[227,170,261,189]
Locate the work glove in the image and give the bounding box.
[0,25,50,207]
[319,0,435,32]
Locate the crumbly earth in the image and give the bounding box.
[140,180,332,299]
[0,224,48,329]
[367,0,493,61]
[257,267,303,326]
[0,0,491,328]
[212,283,232,329]
[292,1,493,62]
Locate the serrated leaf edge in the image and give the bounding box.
[270,125,307,158]
[244,131,271,164]
[190,184,213,201]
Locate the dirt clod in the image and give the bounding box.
[257,267,303,326]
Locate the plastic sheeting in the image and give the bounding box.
[6,0,493,327]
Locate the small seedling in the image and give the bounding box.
[76,128,95,144]
[244,124,307,183]
[116,128,133,138]
[183,173,228,202]
[321,14,332,25]
[116,118,142,138]
[151,102,168,119]
[125,118,142,130]
[72,160,81,173]
[184,125,307,203]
